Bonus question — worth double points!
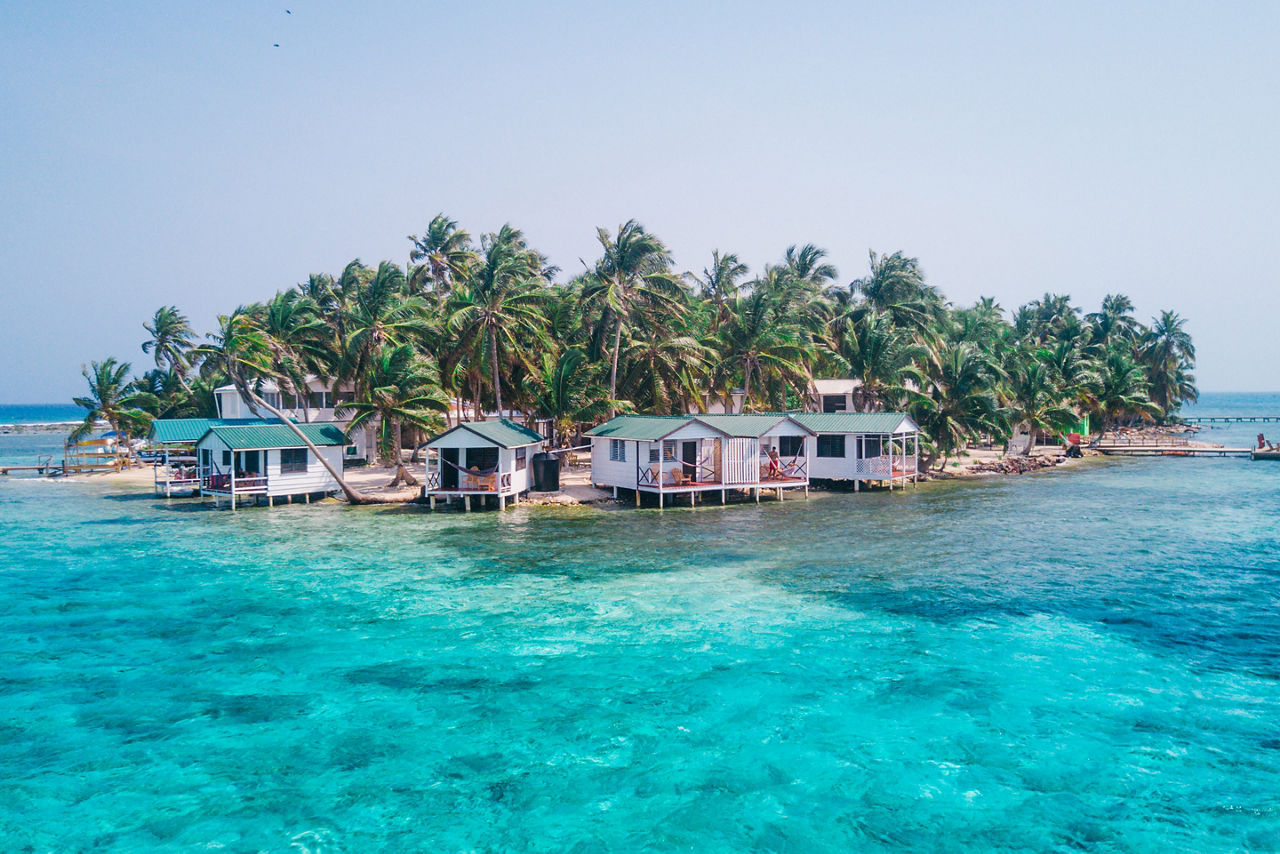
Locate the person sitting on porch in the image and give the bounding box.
[765,447,782,478]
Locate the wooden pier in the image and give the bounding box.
[1182,415,1280,423]
[1095,445,1252,458]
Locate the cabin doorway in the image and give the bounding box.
[237,450,261,475]
[682,441,698,481]
[441,448,459,489]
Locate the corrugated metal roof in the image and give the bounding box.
[787,412,917,434]
[585,415,695,440]
[149,418,268,444]
[204,422,348,450]
[434,419,545,448]
[697,414,812,437]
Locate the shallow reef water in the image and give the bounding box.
[1,394,1279,851]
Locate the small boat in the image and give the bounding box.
[1251,449,1280,461]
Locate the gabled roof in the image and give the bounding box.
[696,414,814,437]
[430,419,545,448]
[587,413,815,440]
[202,423,348,450]
[585,415,699,441]
[150,418,268,444]
[786,412,918,434]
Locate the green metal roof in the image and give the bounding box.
[203,422,348,450]
[786,412,917,434]
[585,415,697,440]
[696,414,813,437]
[149,418,268,444]
[439,419,545,448]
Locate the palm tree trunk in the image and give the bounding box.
[742,360,753,408]
[489,327,503,415]
[609,318,624,418]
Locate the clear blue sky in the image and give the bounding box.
[2,1,1277,402]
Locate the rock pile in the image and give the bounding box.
[969,455,1066,475]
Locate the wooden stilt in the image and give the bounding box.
[268,495,273,507]
[721,489,726,505]
[464,495,471,512]
[778,487,783,501]
[613,486,618,498]
[658,492,664,510]
[754,488,759,503]
[499,494,506,510]
[429,495,436,510]
[305,493,310,504]
[635,489,641,507]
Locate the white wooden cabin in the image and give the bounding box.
[213,377,372,462]
[788,412,920,489]
[586,414,814,507]
[424,419,546,511]
[195,422,347,509]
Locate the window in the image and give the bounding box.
[863,436,882,458]
[308,391,332,409]
[822,394,847,413]
[779,436,804,457]
[281,392,298,409]
[816,435,845,458]
[609,439,626,462]
[467,447,498,471]
[334,391,355,404]
[281,447,308,474]
[516,447,527,471]
[649,447,659,463]
[662,440,677,461]
[221,450,232,467]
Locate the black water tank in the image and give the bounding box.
[531,452,560,491]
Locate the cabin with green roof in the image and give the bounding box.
[785,411,920,488]
[147,418,268,496]
[585,414,814,507]
[194,422,349,508]
[423,419,546,510]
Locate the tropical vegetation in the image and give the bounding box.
[74,216,1199,476]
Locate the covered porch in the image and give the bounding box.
[422,419,546,511]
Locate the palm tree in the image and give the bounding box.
[408,214,477,294]
[521,347,612,445]
[71,358,153,453]
[334,343,448,483]
[142,306,197,392]
[1087,294,1140,350]
[1141,310,1198,416]
[1004,351,1079,454]
[835,310,926,411]
[582,220,686,416]
[447,234,550,415]
[618,319,714,414]
[718,290,812,409]
[1096,347,1161,428]
[852,250,943,334]
[693,250,749,330]
[912,343,1002,468]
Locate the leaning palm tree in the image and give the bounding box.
[71,358,154,455]
[142,306,197,391]
[581,220,686,416]
[197,309,389,505]
[334,343,448,484]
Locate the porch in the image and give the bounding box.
[632,433,810,507]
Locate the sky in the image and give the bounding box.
[2,1,1278,402]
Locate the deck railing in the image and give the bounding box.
[426,469,512,493]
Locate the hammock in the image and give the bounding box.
[440,457,499,476]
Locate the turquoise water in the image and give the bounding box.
[2,394,1279,850]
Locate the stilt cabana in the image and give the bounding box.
[148,418,263,496]
[195,423,348,509]
[788,412,920,489]
[423,419,546,511]
[586,414,814,508]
